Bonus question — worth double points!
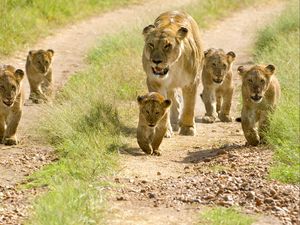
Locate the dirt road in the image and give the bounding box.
[1,0,298,225]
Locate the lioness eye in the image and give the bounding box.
[223,63,227,68]
[261,79,265,83]
[148,43,154,49]
[0,85,4,89]
[164,43,172,50]
[212,63,217,67]
[12,86,16,91]
[146,110,150,114]
[248,79,253,83]
[155,112,159,115]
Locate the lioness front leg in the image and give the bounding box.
[3,110,22,145]
[167,89,181,132]
[201,87,217,123]
[180,83,198,136]
[218,87,233,122]
[241,108,259,146]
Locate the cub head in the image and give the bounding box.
[137,92,171,127]
[0,66,24,107]
[143,24,188,78]
[204,48,236,84]
[28,49,54,73]
[238,64,275,103]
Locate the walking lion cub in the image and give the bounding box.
[137,92,171,156]
[238,64,280,146]
[0,65,25,145]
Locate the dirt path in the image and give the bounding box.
[105,2,299,225]
[0,0,196,223]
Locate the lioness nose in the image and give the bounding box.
[152,59,162,64]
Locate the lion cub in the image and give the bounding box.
[26,49,54,103]
[200,48,236,123]
[238,64,280,146]
[0,65,25,145]
[137,92,171,155]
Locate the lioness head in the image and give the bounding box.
[238,64,275,103]
[137,92,171,127]
[204,48,236,84]
[28,49,54,73]
[143,24,188,78]
[0,66,24,107]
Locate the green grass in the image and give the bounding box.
[199,207,255,225]
[25,0,272,224]
[253,0,300,184]
[0,0,139,56]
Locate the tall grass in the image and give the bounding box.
[26,0,270,224]
[254,0,299,184]
[0,0,138,56]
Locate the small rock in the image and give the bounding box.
[246,191,255,199]
[148,193,156,199]
[116,196,126,201]
[157,171,161,175]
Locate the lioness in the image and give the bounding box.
[200,48,236,123]
[142,11,203,136]
[0,65,25,145]
[137,92,171,156]
[238,64,280,146]
[26,49,54,103]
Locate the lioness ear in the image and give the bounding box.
[176,27,188,40]
[237,66,247,75]
[163,99,172,108]
[137,95,145,105]
[265,64,275,75]
[47,49,54,58]
[227,51,236,63]
[143,24,155,37]
[14,69,24,82]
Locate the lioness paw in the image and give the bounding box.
[152,150,161,156]
[3,137,18,145]
[200,116,215,123]
[218,113,233,122]
[179,126,196,136]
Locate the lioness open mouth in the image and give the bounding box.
[251,95,262,102]
[213,78,223,84]
[152,66,169,76]
[3,101,13,107]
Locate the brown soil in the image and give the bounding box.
[0,1,298,225]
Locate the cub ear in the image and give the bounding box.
[204,48,214,58]
[163,99,172,108]
[176,27,188,40]
[14,69,24,82]
[137,95,145,105]
[265,64,275,75]
[237,66,247,75]
[227,51,236,63]
[47,49,54,57]
[28,50,35,61]
[143,24,155,37]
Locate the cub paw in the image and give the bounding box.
[152,150,161,156]
[3,137,18,145]
[200,116,215,123]
[179,126,196,136]
[218,113,233,122]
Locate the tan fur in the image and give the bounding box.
[26,49,54,103]
[142,11,203,136]
[238,64,280,146]
[201,48,236,123]
[137,92,171,155]
[0,65,25,145]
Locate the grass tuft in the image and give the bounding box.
[254,0,300,184]
[199,207,255,225]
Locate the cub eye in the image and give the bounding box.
[164,43,172,50]
[148,43,154,49]
[223,63,227,68]
[0,85,5,90]
[146,110,150,114]
[212,63,217,67]
[260,79,265,83]
[248,79,253,83]
[155,112,159,115]
[11,86,16,91]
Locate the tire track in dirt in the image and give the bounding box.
[105,2,299,225]
[0,0,195,223]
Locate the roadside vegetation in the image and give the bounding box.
[254,0,299,184]
[200,207,255,225]
[0,0,138,56]
[25,0,271,224]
